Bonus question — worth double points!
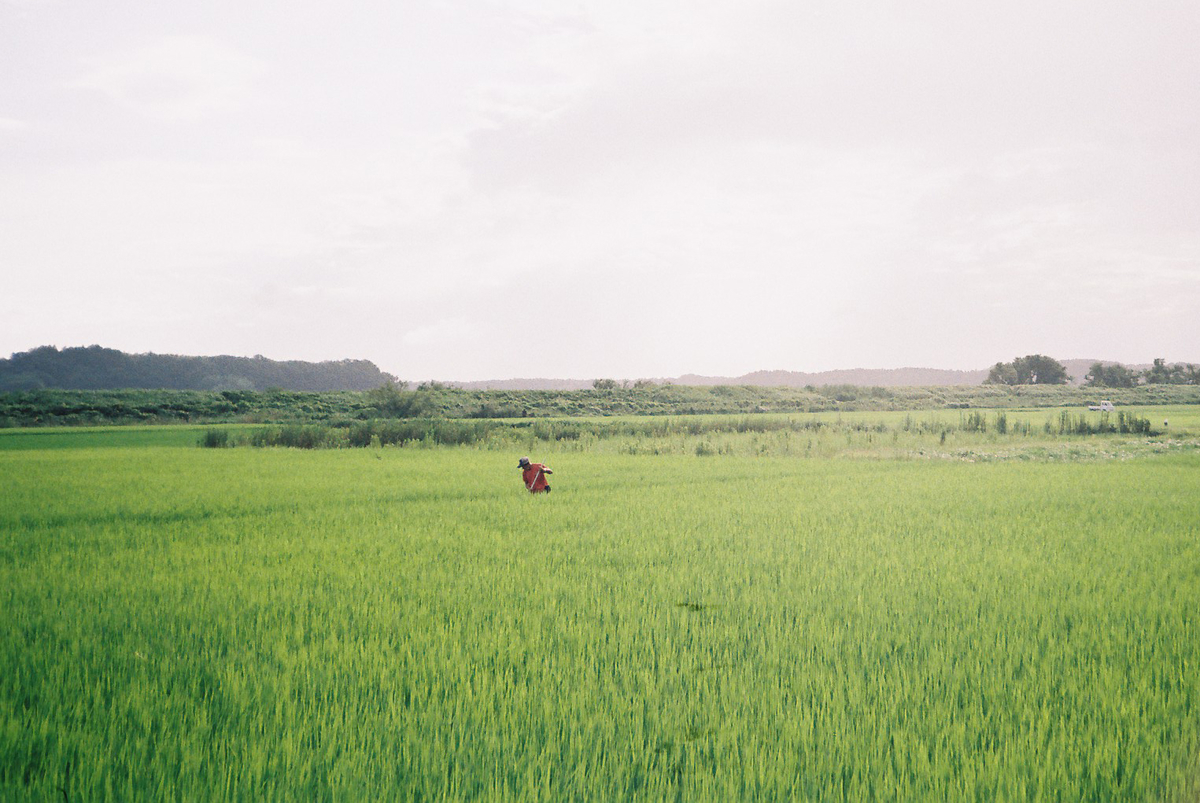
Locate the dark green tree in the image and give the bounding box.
[1143,358,1172,384]
[1085,362,1137,388]
[984,355,1069,385]
[983,362,1019,385]
[1144,359,1200,384]
[1012,355,1069,384]
[365,379,419,416]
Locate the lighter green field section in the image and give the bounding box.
[3,444,1200,800]
[0,424,261,451]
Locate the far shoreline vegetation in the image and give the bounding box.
[2,383,1199,429]
[1,348,1198,428]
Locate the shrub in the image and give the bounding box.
[250,425,339,449]
[1116,411,1153,434]
[963,411,987,433]
[348,424,375,448]
[199,429,230,448]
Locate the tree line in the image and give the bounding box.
[985,354,1200,387]
[0,345,397,392]
[1087,358,1200,387]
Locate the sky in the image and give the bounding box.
[2,0,1198,381]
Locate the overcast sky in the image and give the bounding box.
[2,1,1197,380]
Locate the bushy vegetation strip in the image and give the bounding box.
[206,410,1159,450]
[3,383,1198,428]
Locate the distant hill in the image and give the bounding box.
[456,360,1160,390]
[0,346,397,392]
[452,377,599,391]
[675,367,990,387]
[457,367,991,389]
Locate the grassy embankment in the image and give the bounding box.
[3,383,1199,427]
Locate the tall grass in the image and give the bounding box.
[198,428,230,448]
[1049,410,1154,435]
[227,410,1159,453]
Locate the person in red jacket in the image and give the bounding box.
[518,456,552,493]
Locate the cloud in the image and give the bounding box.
[4,1,1197,376]
[72,36,263,121]
[466,1,1200,199]
[402,317,479,347]
[0,0,63,8]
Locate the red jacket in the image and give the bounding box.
[522,463,551,492]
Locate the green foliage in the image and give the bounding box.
[248,425,342,449]
[986,355,1070,385]
[1144,358,1200,385]
[0,345,397,392]
[962,411,988,432]
[1145,358,1172,384]
[984,361,1018,385]
[3,445,1200,799]
[363,380,427,417]
[176,406,1177,457]
[198,429,230,448]
[1050,410,1154,435]
[3,384,1200,428]
[1086,361,1139,388]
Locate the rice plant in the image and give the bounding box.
[2,424,1199,799]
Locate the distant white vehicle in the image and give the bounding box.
[1088,400,1115,412]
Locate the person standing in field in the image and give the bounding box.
[518,456,552,493]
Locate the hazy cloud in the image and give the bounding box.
[72,36,263,121]
[402,317,479,348]
[2,1,1197,378]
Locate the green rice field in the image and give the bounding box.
[3,409,1200,799]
